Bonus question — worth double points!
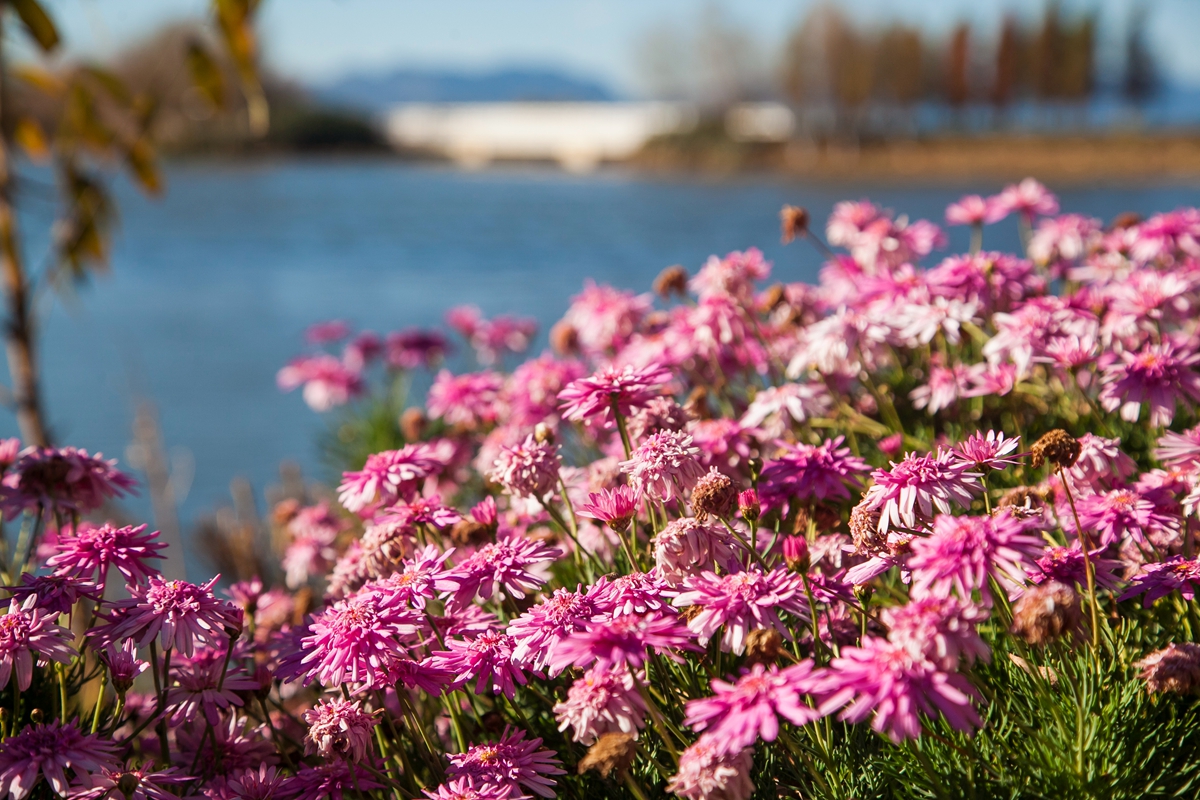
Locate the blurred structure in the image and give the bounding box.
[385,102,697,171]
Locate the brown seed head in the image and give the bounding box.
[1030,429,1082,470]
[1010,581,1081,646]
[1135,642,1200,694]
[691,469,736,520]
[849,500,885,556]
[681,604,704,623]
[683,386,710,420]
[780,205,810,244]
[550,321,580,356]
[449,519,494,547]
[272,498,301,526]
[743,628,783,667]
[578,732,638,779]
[653,264,689,299]
[761,283,786,311]
[1110,211,1143,231]
[399,407,426,443]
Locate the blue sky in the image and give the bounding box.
[37,0,1200,94]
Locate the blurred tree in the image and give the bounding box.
[826,11,874,138]
[991,15,1022,115]
[1032,2,1065,101]
[1123,3,1157,109]
[0,0,265,446]
[1059,12,1096,104]
[945,23,971,112]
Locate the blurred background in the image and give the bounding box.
[3,0,1198,573]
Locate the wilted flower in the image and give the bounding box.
[1010,581,1081,645]
[691,467,737,520]
[621,429,706,503]
[1135,643,1200,694]
[303,698,379,762]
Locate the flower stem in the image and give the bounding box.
[1057,466,1100,650]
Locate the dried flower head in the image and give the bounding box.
[1030,429,1082,470]
[1135,642,1200,694]
[780,205,810,244]
[653,265,689,299]
[743,628,783,667]
[577,732,637,779]
[691,468,736,520]
[1010,581,1081,646]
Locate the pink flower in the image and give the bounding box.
[1155,424,1200,471]
[45,522,165,590]
[1119,556,1200,606]
[621,429,705,503]
[68,764,191,800]
[423,777,518,800]
[739,382,831,438]
[995,177,1059,219]
[909,365,966,415]
[440,533,561,609]
[6,573,98,616]
[553,663,646,744]
[818,635,982,742]
[585,571,671,618]
[1067,434,1137,492]
[666,735,755,800]
[881,596,989,671]
[559,280,652,357]
[446,727,565,799]
[909,512,1043,604]
[0,720,119,800]
[670,568,810,654]
[1028,214,1102,268]
[385,328,450,370]
[429,629,527,699]
[2,447,136,516]
[0,597,75,692]
[363,544,454,610]
[945,194,1004,226]
[689,248,772,301]
[276,354,363,412]
[90,576,241,658]
[166,648,259,726]
[576,485,639,531]
[952,430,1021,472]
[427,370,504,428]
[506,587,601,675]
[306,320,351,344]
[337,444,444,514]
[488,435,562,500]
[861,450,982,534]
[1031,543,1123,592]
[653,517,740,585]
[549,611,699,673]
[99,641,148,693]
[378,495,463,531]
[684,662,821,754]
[1100,340,1200,427]
[558,363,672,428]
[303,698,379,762]
[276,762,382,800]
[1074,486,1179,548]
[758,436,869,509]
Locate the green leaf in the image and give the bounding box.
[11,0,59,52]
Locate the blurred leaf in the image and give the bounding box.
[62,84,115,152]
[11,0,59,52]
[186,41,225,109]
[13,118,49,162]
[124,139,162,196]
[56,164,115,278]
[79,66,132,107]
[13,64,64,97]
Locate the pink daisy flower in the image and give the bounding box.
[558,363,672,428]
[1119,556,1200,606]
[2,447,136,517]
[446,727,565,799]
[995,177,1059,219]
[488,434,562,500]
[427,369,504,428]
[1074,486,1179,548]
[1068,434,1138,492]
[276,354,363,412]
[0,720,119,800]
[429,629,527,699]
[1155,424,1200,471]
[881,596,990,671]
[337,444,444,514]
[362,544,454,610]
[440,533,561,609]
[818,635,982,743]
[45,522,165,591]
[553,662,647,744]
[276,762,382,800]
[90,576,241,658]
[165,649,258,726]
[586,571,672,618]
[0,596,75,692]
[666,734,755,800]
[684,662,821,755]
[6,573,98,616]
[548,611,699,673]
[861,450,982,534]
[385,328,451,370]
[1100,340,1200,428]
[908,512,1044,604]
[1031,543,1124,592]
[306,320,350,344]
[559,280,653,357]
[576,485,639,532]
[945,194,1005,226]
[670,568,810,654]
[506,586,602,675]
[758,436,869,508]
[303,698,379,762]
[69,764,192,800]
[739,382,832,439]
[99,641,148,693]
[423,777,518,800]
[952,430,1021,472]
[652,517,740,586]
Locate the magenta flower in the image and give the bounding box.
[45,522,165,590]
[440,533,561,609]
[881,596,989,671]
[548,611,699,673]
[666,734,755,800]
[287,590,421,691]
[427,369,504,428]
[6,573,98,616]
[620,429,706,502]
[429,629,527,699]
[306,319,350,344]
[276,762,383,800]
[1155,424,1200,470]
[1032,543,1124,592]
[506,586,602,675]
[861,450,982,534]
[1100,340,1200,427]
[276,354,363,412]
[68,764,192,800]
[1069,434,1138,492]
[488,434,562,500]
[386,328,451,370]
[670,568,810,654]
[559,280,653,357]
[586,571,671,618]
[652,517,740,586]
[953,430,1021,472]
[1,447,135,516]
[378,495,463,531]
[446,727,565,799]
[165,649,259,726]
[576,485,639,531]
[303,698,379,762]
[908,512,1044,604]
[553,662,646,744]
[338,444,444,514]
[0,720,119,800]
[99,641,148,693]
[758,436,869,509]
[89,576,241,658]
[363,544,454,610]
[1120,556,1200,606]
[0,597,75,692]
[558,363,672,428]
[1074,486,1179,548]
[995,177,1059,219]
[684,662,821,755]
[423,777,518,800]
[818,635,981,742]
[945,194,1005,226]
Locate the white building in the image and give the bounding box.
[385,102,698,172]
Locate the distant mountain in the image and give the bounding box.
[315,66,618,111]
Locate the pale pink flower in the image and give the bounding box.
[621,429,705,502]
[667,735,755,800]
[1100,339,1200,427]
[558,363,672,428]
[0,597,75,692]
[422,777,518,800]
[440,533,561,608]
[670,568,810,654]
[689,248,772,301]
[995,177,1059,219]
[653,518,740,585]
[585,571,672,618]
[1074,486,1179,548]
[952,430,1021,472]
[739,382,832,438]
[861,450,982,534]
[303,699,379,762]
[945,194,1004,226]
[427,370,504,428]
[276,354,363,412]
[306,320,350,344]
[488,434,562,500]
[559,280,652,357]
[908,512,1044,604]
[338,444,444,514]
[881,596,989,671]
[1155,424,1200,471]
[554,663,646,744]
[1068,434,1138,492]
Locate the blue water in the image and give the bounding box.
[6,160,1198,566]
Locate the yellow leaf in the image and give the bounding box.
[11,0,59,52]
[186,41,225,108]
[14,118,49,162]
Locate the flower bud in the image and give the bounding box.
[117,773,141,800]
[534,422,555,444]
[399,407,426,442]
[782,535,809,572]
[738,489,760,523]
[743,628,783,667]
[747,457,763,485]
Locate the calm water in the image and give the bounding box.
[7,161,1199,564]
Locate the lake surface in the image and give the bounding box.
[7,160,1198,567]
